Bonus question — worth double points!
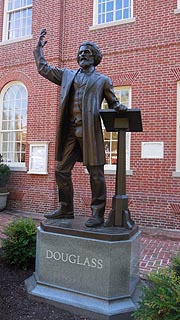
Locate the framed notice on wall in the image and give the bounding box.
[28,142,49,174]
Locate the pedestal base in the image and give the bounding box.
[25,217,141,320]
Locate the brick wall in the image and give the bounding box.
[1,0,180,229]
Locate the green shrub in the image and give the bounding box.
[133,269,180,320]
[170,253,180,277]
[0,154,11,192]
[1,217,37,270]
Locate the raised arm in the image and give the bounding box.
[33,29,63,85]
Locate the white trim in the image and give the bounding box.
[0,35,33,45]
[0,81,27,168]
[174,0,180,13]
[90,17,136,31]
[84,168,133,175]
[10,166,27,172]
[176,82,180,172]
[174,9,180,14]
[2,0,8,41]
[172,171,180,177]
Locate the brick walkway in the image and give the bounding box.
[0,210,180,278]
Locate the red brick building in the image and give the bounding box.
[1,0,180,229]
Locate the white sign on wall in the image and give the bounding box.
[28,142,49,174]
[141,142,164,159]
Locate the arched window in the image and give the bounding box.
[0,82,27,167]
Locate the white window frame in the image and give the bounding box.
[28,142,49,175]
[92,0,135,30]
[102,86,132,173]
[173,82,180,176]
[0,81,27,169]
[2,0,32,42]
[174,1,180,13]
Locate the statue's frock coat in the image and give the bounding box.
[34,47,120,165]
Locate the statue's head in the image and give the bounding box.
[77,41,103,67]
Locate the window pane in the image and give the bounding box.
[8,0,13,10]
[116,0,122,10]
[116,10,122,20]
[14,0,21,10]
[124,0,130,7]
[123,8,130,18]
[105,142,111,164]
[107,1,114,11]
[106,12,113,22]
[101,13,105,23]
[98,3,102,13]
[112,132,118,140]
[111,153,117,164]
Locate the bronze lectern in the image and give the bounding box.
[99,109,142,229]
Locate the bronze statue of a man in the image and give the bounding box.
[33,29,126,227]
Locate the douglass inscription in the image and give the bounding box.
[45,250,103,269]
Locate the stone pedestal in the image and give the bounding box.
[25,217,141,320]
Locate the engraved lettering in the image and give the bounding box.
[97,259,103,269]
[45,250,104,269]
[83,257,91,267]
[91,257,97,268]
[69,254,77,264]
[46,249,53,259]
[54,251,61,260]
[76,255,84,266]
[61,252,68,263]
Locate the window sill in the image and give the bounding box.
[172,171,180,177]
[10,166,27,172]
[89,17,136,31]
[27,171,48,175]
[104,168,133,175]
[84,168,133,175]
[0,35,33,46]
[174,8,180,14]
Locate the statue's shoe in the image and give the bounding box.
[44,209,74,219]
[85,216,104,227]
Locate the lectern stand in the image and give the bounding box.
[99,109,142,228]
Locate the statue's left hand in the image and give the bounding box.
[114,103,127,112]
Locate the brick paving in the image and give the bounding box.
[0,210,180,278]
[140,228,180,277]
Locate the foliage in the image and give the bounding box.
[0,154,11,192]
[133,267,180,320]
[1,218,37,270]
[170,253,180,277]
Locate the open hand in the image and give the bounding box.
[37,28,47,48]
